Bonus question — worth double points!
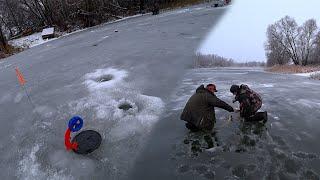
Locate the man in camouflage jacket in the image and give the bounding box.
[230,84,267,122]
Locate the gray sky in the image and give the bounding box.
[198,0,320,62]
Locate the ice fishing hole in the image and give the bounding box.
[97,74,114,82]
[118,103,133,111]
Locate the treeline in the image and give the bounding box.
[265,16,320,67]
[194,53,266,68]
[0,0,202,46]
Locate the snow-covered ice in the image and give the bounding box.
[74,68,165,140]
[293,99,320,108]
[18,145,73,180]
[84,68,128,91]
[0,63,12,70]
[14,92,24,103]
[0,92,12,103]
[260,83,274,88]
[15,67,165,179]
[32,106,55,119]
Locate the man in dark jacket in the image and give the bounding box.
[230,84,267,122]
[180,84,234,132]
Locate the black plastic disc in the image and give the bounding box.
[72,130,102,154]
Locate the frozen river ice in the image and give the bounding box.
[0,4,227,180]
[131,68,320,179]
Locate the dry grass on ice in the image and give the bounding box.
[0,45,23,59]
[266,65,320,74]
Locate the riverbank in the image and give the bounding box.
[266,65,320,80]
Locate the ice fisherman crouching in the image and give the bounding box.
[180,84,234,132]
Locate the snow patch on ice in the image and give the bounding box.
[84,68,128,91]
[172,8,191,15]
[206,146,223,154]
[14,92,24,103]
[48,150,95,177]
[157,8,191,18]
[295,134,302,141]
[110,96,164,141]
[0,93,12,103]
[182,78,193,82]
[0,63,12,70]
[194,7,205,11]
[33,106,55,118]
[302,81,320,85]
[260,83,274,88]
[300,131,314,139]
[18,145,72,180]
[295,99,320,108]
[272,122,287,131]
[184,36,199,39]
[182,82,194,85]
[70,68,165,141]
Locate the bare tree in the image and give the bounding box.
[298,19,318,65]
[265,30,291,66]
[265,16,320,66]
[3,0,23,34]
[0,3,8,50]
[139,0,145,13]
[0,22,7,51]
[194,53,264,68]
[311,31,320,64]
[267,16,301,65]
[194,53,234,67]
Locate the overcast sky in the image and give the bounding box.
[198,0,320,62]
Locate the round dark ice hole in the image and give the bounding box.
[118,103,133,111]
[97,74,113,82]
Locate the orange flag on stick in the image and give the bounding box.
[15,67,26,86]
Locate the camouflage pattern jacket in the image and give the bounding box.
[234,84,262,117]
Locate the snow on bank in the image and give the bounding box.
[7,5,211,50]
[9,32,57,49]
[294,71,320,77]
[7,13,147,50]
